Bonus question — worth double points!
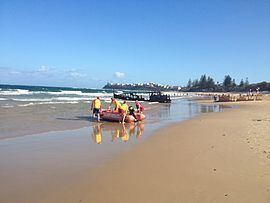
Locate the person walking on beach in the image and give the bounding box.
[109,98,121,112]
[135,100,144,113]
[119,100,129,124]
[91,96,102,122]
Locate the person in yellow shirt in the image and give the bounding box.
[109,98,121,112]
[91,96,102,122]
[119,100,128,124]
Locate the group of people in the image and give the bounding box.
[91,97,144,123]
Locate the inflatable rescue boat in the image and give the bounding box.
[100,110,145,123]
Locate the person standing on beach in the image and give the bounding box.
[91,96,102,122]
[119,100,129,124]
[135,100,144,113]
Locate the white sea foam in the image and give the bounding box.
[46,90,113,97]
[18,101,79,107]
[12,98,53,102]
[0,89,113,97]
[12,97,103,102]
[170,96,185,100]
[0,89,32,96]
[1,105,14,108]
[53,97,91,101]
[0,88,114,107]
[148,102,159,105]
[46,90,84,95]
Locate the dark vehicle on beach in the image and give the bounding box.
[149,92,171,103]
[113,91,171,103]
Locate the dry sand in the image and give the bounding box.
[1,96,270,203]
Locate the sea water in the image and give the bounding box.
[0,84,225,176]
[0,84,114,108]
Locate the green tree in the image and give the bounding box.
[239,79,244,87]
[245,77,249,87]
[187,79,192,88]
[223,75,232,90]
[206,76,215,89]
[231,79,237,90]
[193,79,199,87]
[199,74,207,89]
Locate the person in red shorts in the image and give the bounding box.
[135,100,144,113]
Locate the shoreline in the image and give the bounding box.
[1,97,270,202]
[70,98,270,203]
[0,100,163,140]
[0,98,209,140]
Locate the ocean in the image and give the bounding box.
[0,84,223,141]
[0,84,115,108]
[0,84,186,108]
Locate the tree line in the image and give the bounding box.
[184,74,270,92]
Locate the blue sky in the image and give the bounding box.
[0,0,269,88]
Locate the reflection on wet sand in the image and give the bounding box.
[91,101,228,144]
[200,105,220,113]
[91,122,145,144]
[92,124,103,144]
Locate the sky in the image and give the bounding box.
[0,0,269,88]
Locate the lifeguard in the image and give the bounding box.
[135,100,144,113]
[91,96,102,121]
[109,98,121,112]
[119,100,129,124]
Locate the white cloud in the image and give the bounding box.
[68,70,86,79]
[0,67,21,75]
[37,65,51,73]
[30,66,57,76]
[9,71,21,74]
[114,71,125,78]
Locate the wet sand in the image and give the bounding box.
[0,102,90,139]
[80,96,270,202]
[1,96,270,202]
[0,101,159,140]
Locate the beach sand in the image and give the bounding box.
[1,96,270,202]
[79,96,270,203]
